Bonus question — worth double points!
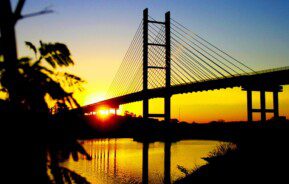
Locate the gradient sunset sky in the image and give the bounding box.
[13,0,289,122]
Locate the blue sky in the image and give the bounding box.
[14,0,289,70]
[10,0,289,121]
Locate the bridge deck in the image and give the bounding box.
[81,67,289,112]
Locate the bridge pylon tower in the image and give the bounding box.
[143,8,171,123]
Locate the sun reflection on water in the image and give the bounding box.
[61,138,223,183]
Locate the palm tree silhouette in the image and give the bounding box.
[0,41,91,183]
[1,41,83,112]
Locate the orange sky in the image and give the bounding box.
[12,1,289,123]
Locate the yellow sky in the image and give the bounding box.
[115,86,289,123]
[60,39,288,123]
[13,26,289,123]
[63,42,289,123]
[12,1,289,123]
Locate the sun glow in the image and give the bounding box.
[94,107,120,119]
[98,109,109,118]
[84,93,106,105]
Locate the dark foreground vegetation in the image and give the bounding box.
[1,0,91,181]
[173,119,289,183]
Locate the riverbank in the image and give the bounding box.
[175,120,289,183]
[75,113,289,142]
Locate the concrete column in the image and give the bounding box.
[247,90,253,122]
[143,99,148,120]
[260,90,266,122]
[165,95,171,123]
[273,91,279,118]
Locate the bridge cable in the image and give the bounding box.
[171,18,256,74]
[109,21,141,95]
[149,24,200,83]
[148,20,217,80]
[171,22,248,75]
[171,25,239,76]
[171,32,229,78]
[153,26,210,82]
[107,21,143,97]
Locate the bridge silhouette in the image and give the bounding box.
[81,9,289,122]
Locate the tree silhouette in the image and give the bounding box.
[1,1,91,183]
[1,41,83,112]
[0,0,52,106]
[0,41,92,183]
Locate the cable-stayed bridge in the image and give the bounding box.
[81,9,289,122]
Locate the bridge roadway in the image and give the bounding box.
[81,66,289,112]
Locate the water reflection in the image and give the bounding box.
[143,141,172,184]
[62,138,222,183]
[143,142,149,184]
[164,142,171,184]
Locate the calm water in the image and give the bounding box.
[62,138,223,183]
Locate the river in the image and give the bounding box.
[62,138,223,183]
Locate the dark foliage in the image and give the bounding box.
[0,41,91,183]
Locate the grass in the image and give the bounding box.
[205,142,237,160]
[174,143,239,183]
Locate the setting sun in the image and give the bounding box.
[98,109,109,118]
[95,107,120,119]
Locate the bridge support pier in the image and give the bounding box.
[243,85,282,122]
[143,98,149,120]
[164,95,171,123]
[273,91,279,118]
[247,90,253,122]
[260,90,266,122]
[143,8,149,121]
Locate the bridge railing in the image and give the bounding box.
[247,66,289,76]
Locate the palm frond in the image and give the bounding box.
[18,57,31,64]
[45,80,70,99]
[68,95,81,108]
[37,65,54,74]
[25,41,37,56]
[39,41,74,68]
[50,166,91,184]
[54,42,71,57]
[45,57,56,68]
[31,56,43,68]
[64,72,84,82]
